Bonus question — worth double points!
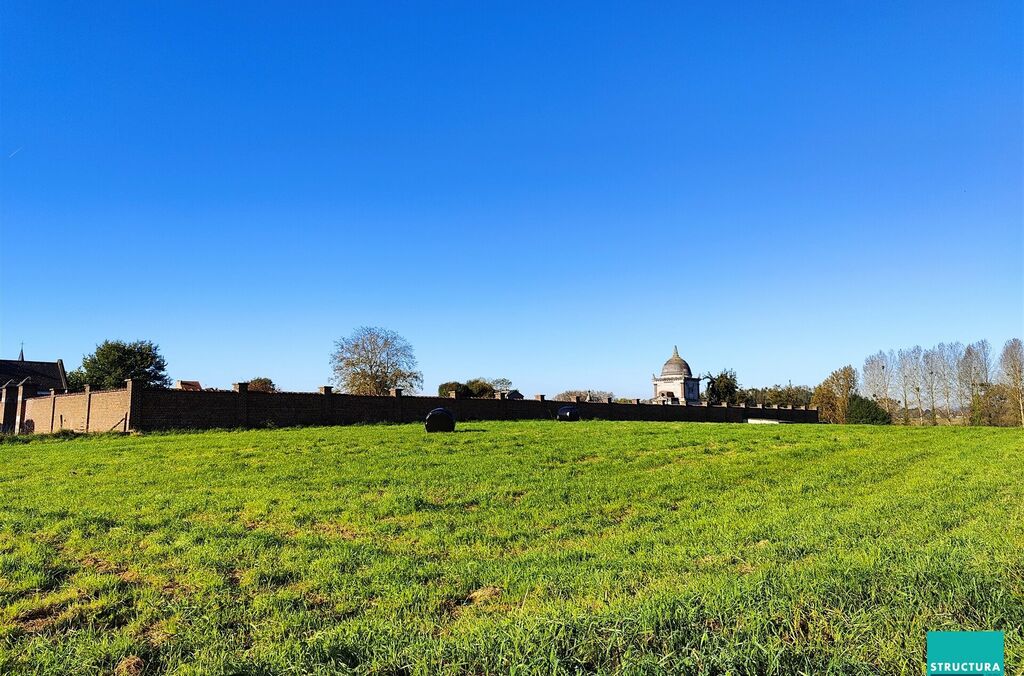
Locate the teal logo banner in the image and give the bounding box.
[927,631,1004,674]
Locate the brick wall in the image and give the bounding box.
[139,389,240,430]
[51,392,87,432]
[11,386,130,434]
[86,388,130,432]
[6,381,819,434]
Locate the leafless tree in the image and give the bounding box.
[906,346,925,424]
[330,327,423,395]
[974,339,993,385]
[896,348,917,424]
[922,347,942,424]
[861,351,894,414]
[998,338,1024,427]
[942,342,966,420]
[935,342,961,421]
[957,340,993,425]
[956,347,977,424]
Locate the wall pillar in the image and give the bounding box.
[389,388,402,422]
[125,379,142,432]
[234,382,249,427]
[319,386,332,424]
[13,385,27,434]
[49,389,57,434]
[0,385,18,433]
[83,385,92,433]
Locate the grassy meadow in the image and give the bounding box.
[0,421,1021,675]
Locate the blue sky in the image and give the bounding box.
[1,1,1021,397]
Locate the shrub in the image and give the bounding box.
[847,394,892,425]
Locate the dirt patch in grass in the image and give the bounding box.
[466,586,502,605]
[114,655,145,676]
[81,554,124,575]
[14,602,66,633]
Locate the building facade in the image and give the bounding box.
[652,346,700,404]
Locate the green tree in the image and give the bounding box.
[740,383,813,407]
[463,378,496,399]
[703,369,739,405]
[248,377,278,393]
[438,381,470,398]
[812,365,858,424]
[846,394,892,424]
[554,390,614,402]
[69,340,171,391]
[489,377,513,393]
[66,368,88,392]
[969,384,1016,427]
[439,378,514,398]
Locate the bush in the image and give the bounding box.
[248,377,278,393]
[847,394,892,425]
[438,382,470,398]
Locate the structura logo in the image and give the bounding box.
[927,631,1004,674]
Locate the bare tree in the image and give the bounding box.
[998,338,1024,427]
[896,348,916,424]
[922,347,942,424]
[859,339,1013,427]
[862,351,894,415]
[935,342,960,421]
[974,339,993,385]
[956,346,978,424]
[957,340,994,425]
[906,346,925,424]
[330,327,423,395]
[943,342,967,421]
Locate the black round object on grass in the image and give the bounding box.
[556,405,580,422]
[425,407,456,433]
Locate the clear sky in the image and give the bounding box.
[2,2,1021,397]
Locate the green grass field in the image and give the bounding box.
[0,422,1021,675]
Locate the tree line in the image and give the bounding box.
[437,378,515,399]
[856,338,1023,426]
[798,338,1022,426]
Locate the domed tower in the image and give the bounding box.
[652,346,700,404]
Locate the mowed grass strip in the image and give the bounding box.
[0,422,1021,674]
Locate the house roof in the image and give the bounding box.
[0,359,68,392]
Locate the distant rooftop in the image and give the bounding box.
[0,350,68,393]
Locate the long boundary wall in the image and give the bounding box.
[3,380,819,434]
